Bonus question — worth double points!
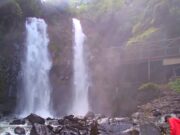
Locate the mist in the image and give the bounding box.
[0,0,180,134]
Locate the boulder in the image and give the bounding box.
[47,125,53,131]
[14,127,26,135]
[10,119,26,125]
[64,115,74,121]
[4,132,11,135]
[172,110,180,114]
[25,114,45,125]
[90,121,98,135]
[30,123,53,135]
[58,119,64,125]
[153,109,162,117]
[140,124,161,135]
[122,128,140,135]
[47,119,59,125]
[53,126,63,134]
[98,117,133,135]
[46,117,54,121]
[0,112,3,119]
[85,111,95,119]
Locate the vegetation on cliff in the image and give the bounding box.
[169,78,180,92]
[74,0,180,46]
[70,0,180,116]
[0,0,44,112]
[0,0,72,115]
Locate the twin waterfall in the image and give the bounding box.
[20,18,52,117]
[19,17,89,117]
[71,18,89,116]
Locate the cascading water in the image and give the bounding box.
[19,17,52,117]
[71,18,89,116]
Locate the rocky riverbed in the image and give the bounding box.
[0,113,140,135]
[0,89,180,135]
[0,112,169,135]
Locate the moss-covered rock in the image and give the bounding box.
[168,78,180,92]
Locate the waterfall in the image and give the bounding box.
[19,17,52,117]
[71,18,89,116]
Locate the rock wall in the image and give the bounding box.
[46,11,73,116]
[0,0,73,116]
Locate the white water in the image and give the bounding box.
[0,121,31,135]
[19,17,52,118]
[71,18,89,116]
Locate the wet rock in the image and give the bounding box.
[25,114,45,125]
[46,117,54,121]
[164,115,172,122]
[172,110,180,114]
[47,125,53,131]
[14,127,26,135]
[58,119,64,125]
[131,112,140,120]
[47,119,59,125]
[140,123,161,135]
[30,123,53,135]
[4,132,11,135]
[94,114,106,120]
[10,119,26,125]
[98,118,133,135]
[90,121,98,135]
[85,111,95,119]
[122,128,140,135]
[0,112,3,119]
[64,115,74,121]
[130,129,140,135]
[53,125,63,134]
[153,110,162,117]
[14,113,167,135]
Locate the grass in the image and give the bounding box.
[138,82,159,91]
[168,78,180,92]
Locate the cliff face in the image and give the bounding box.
[76,0,180,116]
[0,0,73,115]
[46,11,73,116]
[80,0,180,46]
[0,0,25,115]
[1,0,180,117]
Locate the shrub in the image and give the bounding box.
[168,78,180,92]
[15,0,42,17]
[0,0,23,27]
[138,82,161,104]
[138,82,159,91]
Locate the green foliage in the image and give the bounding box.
[138,82,159,91]
[15,0,42,17]
[93,0,124,13]
[70,3,89,14]
[168,79,180,92]
[70,0,124,19]
[0,0,23,28]
[11,0,23,17]
[127,27,158,45]
[132,22,142,34]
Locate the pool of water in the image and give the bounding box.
[0,119,31,135]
